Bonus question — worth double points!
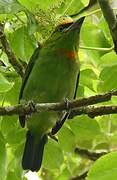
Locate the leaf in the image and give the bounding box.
[8,26,36,61]
[4,77,21,104]
[56,168,71,180]
[98,65,117,92]
[99,16,112,43]
[99,51,117,68]
[1,115,18,135]
[80,69,98,91]
[0,0,24,14]
[87,152,117,180]
[61,0,85,15]
[0,131,7,180]
[76,84,84,98]
[0,73,14,93]
[81,21,111,66]
[58,125,76,153]
[43,139,64,170]
[19,0,59,11]
[6,171,21,180]
[6,128,25,145]
[68,116,101,147]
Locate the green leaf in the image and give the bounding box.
[0,131,7,180]
[56,168,71,180]
[4,77,21,104]
[6,128,25,145]
[80,68,97,91]
[8,26,36,61]
[68,116,100,146]
[81,21,111,66]
[0,0,24,14]
[0,73,14,93]
[76,84,84,98]
[58,125,76,153]
[87,152,117,180]
[1,115,18,135]
[99,51,117,68]
[61,0,84,15]
[99,16,112,44]
[19,0,58,11]
[6,171,21,180]
[43,139,64,170]
[98,65,117,92]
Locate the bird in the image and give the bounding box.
[19,16,85,172]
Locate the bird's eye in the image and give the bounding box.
[56,22,73,32]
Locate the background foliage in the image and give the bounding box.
[0,0,117,179]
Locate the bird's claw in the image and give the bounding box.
[27,101,36,118]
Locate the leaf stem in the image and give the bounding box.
[79,45,114,52]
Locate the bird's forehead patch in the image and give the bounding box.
[57,16,73,26]
[57,48,77,61]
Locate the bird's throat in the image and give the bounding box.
[57,48,77,61]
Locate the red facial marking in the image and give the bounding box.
[57,48,77,60]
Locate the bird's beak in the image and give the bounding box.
[67,16,85,32]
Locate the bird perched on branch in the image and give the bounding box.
[19,16,85,172]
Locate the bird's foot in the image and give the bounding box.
[27,100,36,117]
[64,98,70,111]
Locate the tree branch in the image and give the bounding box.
[71,147,108,180]
[0,23,25,78]
[69,105,117,119]
[0,90,116,117]
[98,0,117,53]
[71,171,88,180]
[75,147,107,161]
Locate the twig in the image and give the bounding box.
[75,147,107,161]
[0,90,116,116]
[71,146,108,180]
[79,45,114,52]
[69,105,117,119]
[71,171,88,180]
[98,0,117,53]
[0,23,25,78]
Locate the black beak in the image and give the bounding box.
[68,16,85,31]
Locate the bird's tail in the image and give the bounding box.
[22,131,47,172]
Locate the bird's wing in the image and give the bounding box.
[51,72,80,134]
[73,72,80,99]
[19,46,41,127]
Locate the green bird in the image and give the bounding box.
[19,16,84,172]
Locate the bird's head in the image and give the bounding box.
[45,16,85,50]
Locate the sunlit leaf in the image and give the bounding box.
[43,139,64,170]
[87,152,117,180]
[0,73,14,93]
[0,0,24,14]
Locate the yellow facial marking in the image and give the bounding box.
[56,16,73,26]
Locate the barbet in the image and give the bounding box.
[19,16,84,172]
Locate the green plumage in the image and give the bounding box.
[19,17,84,172]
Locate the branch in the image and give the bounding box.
[0,90,116,116]
[75,147,107,161]
[69,105,117,119]
[71,147,108,179]
[0,23,25,78]
[71,171,88,180]
[98,0,117,53]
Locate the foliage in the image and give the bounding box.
[0,0,117,179]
